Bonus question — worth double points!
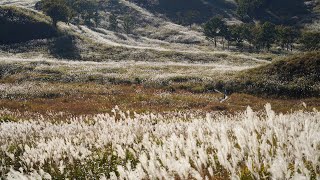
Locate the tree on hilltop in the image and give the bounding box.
[40,0,72,27]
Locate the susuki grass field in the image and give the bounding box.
[1,0,320,179]
[1,105,319,179]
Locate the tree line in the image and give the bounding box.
[204,16,320,52]
[36,0,136,34]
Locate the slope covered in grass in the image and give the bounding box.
[0,6,57,44]
[231,52,320,97]
[0,0,39,8]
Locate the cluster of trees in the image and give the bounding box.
[36,0,102,27]
[204,17,320,51]
[37,0,136,34]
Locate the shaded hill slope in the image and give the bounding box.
[0,6,57,44]
[229,52,320,97]
[128,0,237,24]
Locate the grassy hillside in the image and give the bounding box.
[230,52,320,97]
[128,0,237,24]
[0,6,57,44]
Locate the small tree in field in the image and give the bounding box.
[262,22,276,50]
[219,23,229,49]
[40,0,71,27]
[229,24,245,49]
[204,16,225,47]
[276,25,298,51]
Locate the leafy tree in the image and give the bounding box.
[276,25,299,51]
[219,22,229,49]
[243,24,258,51]
[40,0,72,27]
[122,15,135,34]
[109,13,118,31]
[204,16,225,47]
[224,23,253,50]
[259,22,276,50]
[228,24,247,49]
[223,26,233,50]
[244,24,262,50]
[299,31,320,51]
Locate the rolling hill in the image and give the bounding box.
[230,51,320,97]
[0,0,319,98]
[0,6,57,44]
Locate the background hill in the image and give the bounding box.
[122,0,315,25]
[128,0,237,24]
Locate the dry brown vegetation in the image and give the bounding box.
[0,83,319,118]
[0,52,319,118]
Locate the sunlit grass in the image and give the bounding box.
[1,105,319,179]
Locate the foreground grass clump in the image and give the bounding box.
[0,105,319,179]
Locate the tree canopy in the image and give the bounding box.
[204,16,226,47]
[40,0,72,27]
[202,17,313,52]
[38,0,102,27]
